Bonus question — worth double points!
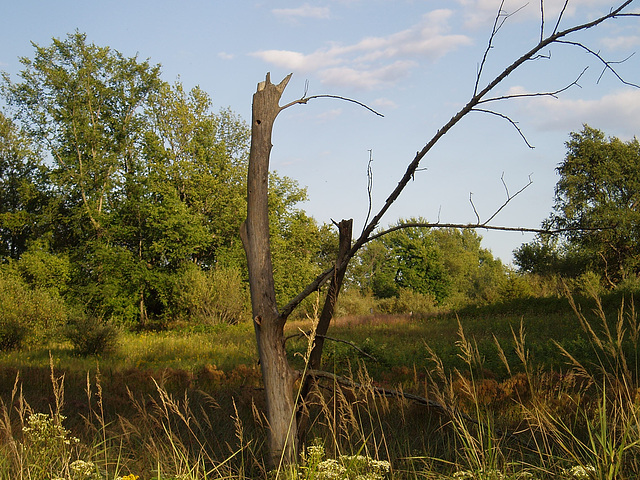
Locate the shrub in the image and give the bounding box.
[14,242,70,294]
[0,272,68,350]
[381,288,437,316]
[63,313,120,356]
[335,289,377,317]
[175,264,250,325]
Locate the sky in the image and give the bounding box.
[2,0,640,263]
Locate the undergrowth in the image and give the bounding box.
[0,293,638,478]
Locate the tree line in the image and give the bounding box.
[1,32,639,348]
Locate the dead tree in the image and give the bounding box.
[240,0,639,467]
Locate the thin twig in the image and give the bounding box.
[478,66,587,104]
[285,331,378,362]
[555,40,640,88]
[475,0,507,97]
[553,0,571,35]
[363,149,374,235]
[540,0,545,43]
[281,94,384,117]
[471,108,534,148]
[484,174,533,225]
[470,192,481,224]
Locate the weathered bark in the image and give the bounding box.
[240,73,298,466]
[310,219,353,370]
[297,219,352,445]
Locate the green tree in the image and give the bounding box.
[352,222,505,306]
[355,219,451,303]
[431,228,505,306]
[515,125,640,285]
[3,32,162,238]
[0,112,50,259]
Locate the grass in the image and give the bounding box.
[0,291,638,478]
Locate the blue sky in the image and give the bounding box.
[2,1,639,263]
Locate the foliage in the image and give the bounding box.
[0,112,50,259]
[516,125,640,285]
[351,221,506,307]
[0,269,68,350]
[63,313,120,356]
[174,263,250,325]
[0,33,322,329]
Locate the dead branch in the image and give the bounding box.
[365,222,613,244]
[484,173,534,225]
[280,94,384,117]
[478,67,588,104]
[279,0,638,320]
[475,1,528,97]
[302,369,530,446]
[470,192,481,224]
[363,150,374,235]
[555,40,640,87]
[471,108,534,148]
[540,0,546,42]
[284,331,378,362]
[553,1,571,35]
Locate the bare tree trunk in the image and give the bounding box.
[240,73,298,466]
[297,219,352,445]
[310,219,352,370]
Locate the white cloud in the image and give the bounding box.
[373,97,398,109]
[251,49,340,72]
[218,52,234,60]
[252,10,472,89]
[600,35,640,50]
[456,0,626,29]
[272,4,331,20]
[315,108,343,122]
[522,88,640,137]
[320,61,417,89]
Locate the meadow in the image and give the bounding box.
[0,291,638,480]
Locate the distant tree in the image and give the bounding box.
[430,228,505,305]
[352,221,505,306]
[354,220,450,302]
[515,125,640,285]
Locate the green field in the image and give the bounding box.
[0,292,638,479]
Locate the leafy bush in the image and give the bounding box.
[175,264,250,324]
[63,313,120,356]
[0,272,68,350]
[378,288,437,316]
[13,241,70,293]
[335,288,376,317]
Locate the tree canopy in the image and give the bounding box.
[352,220,505,306]
[515,125,640,285]
[0,32,325,326]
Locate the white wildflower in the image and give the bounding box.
[564,465,596,479]
[453,471,475,479]
[70,459,100,478]
[317,458,347,480]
